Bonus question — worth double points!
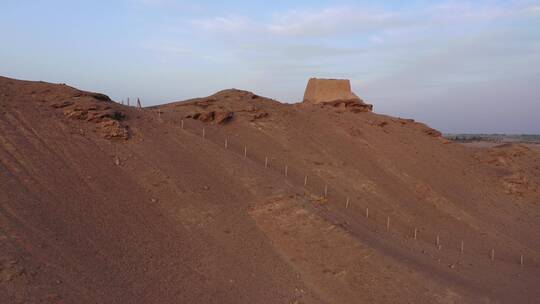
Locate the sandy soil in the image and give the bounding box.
[1,76,539,303]
[461,141,540,150]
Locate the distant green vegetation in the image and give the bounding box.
[444,134,540,143]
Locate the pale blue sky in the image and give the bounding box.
[1,0,539,133]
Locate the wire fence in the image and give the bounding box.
[135,106,538,271]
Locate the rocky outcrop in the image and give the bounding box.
[54,95,129,140]
[186,110,235,124]
[474,144,539,196]
[179,89,271,124]
[321,99,373,113]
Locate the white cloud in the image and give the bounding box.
[138,0,164,4]
[267,7,405,37]
[524,4,540,14]
[191,15,253,33]
[135,0,203,12]
[263,2,538,38]
[433,2,508,19]
[239,43,365,59]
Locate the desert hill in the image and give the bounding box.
[1,76,539,303]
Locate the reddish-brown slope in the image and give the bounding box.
[1,76,539,303]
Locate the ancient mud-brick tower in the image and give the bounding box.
[302,78,373,111]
